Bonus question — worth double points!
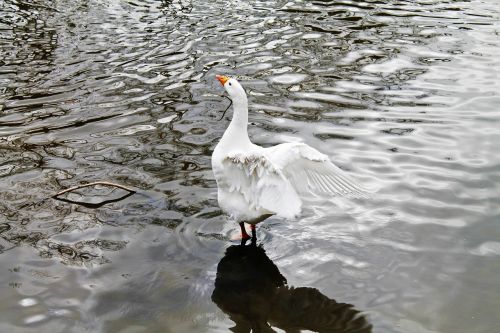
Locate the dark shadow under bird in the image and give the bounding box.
[212,244,372,333]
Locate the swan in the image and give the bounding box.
[212,75,366,240]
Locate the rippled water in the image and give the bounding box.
[1,0,500,332]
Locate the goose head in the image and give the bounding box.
[216,75,247,101]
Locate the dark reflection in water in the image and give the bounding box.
[213,243,372,333]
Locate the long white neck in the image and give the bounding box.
[229,94,248,131]
[222,92,252,147]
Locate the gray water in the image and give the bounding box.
[1,0,500,332]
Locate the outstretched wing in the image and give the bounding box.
[265,143,367,198]
[221,152,302,218]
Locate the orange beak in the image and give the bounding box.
[216,75,229,86]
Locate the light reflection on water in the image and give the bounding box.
[1,0,500,332]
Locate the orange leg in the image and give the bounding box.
[239,222,251,240]
[250,224,256,239]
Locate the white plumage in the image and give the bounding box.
[212,75,365,239]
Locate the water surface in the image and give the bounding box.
[1,0,499,332]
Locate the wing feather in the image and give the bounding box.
[221,152,302,218]
[265,143,367,198]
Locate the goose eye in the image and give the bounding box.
[228,82,232,86]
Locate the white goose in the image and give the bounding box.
[212,75,366,240]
